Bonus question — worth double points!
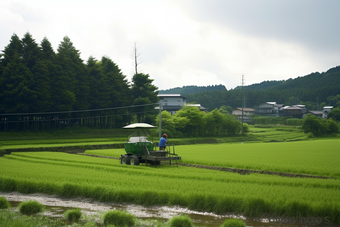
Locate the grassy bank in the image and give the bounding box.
[0,125,311,151]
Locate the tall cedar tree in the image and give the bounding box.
[0,34,36,113]
[22,33,52,111]
[57,36,89,111]
[101,56,132,126]
[131,73,158,122]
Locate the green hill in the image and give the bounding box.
[184,65,340,110]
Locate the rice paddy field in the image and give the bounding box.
[0,126,340,226]
[0,138,340,225]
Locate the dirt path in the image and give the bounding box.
[178,163,335,179]
[79,153,335,179]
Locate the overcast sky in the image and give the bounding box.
[1,0,339,90]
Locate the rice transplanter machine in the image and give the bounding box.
[121,123,181,165]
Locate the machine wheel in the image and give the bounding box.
[130,155,140,165]
[121,155,130,165]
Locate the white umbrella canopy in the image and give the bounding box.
[123,123,155,129]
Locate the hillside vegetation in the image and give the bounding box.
[163,66,340,111]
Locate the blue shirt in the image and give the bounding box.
[159,137,168,146]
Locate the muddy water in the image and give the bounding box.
[0,192,325,227]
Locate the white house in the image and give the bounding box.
[157,94,187,115]
[156,94,207,115]
[323,106,333,118]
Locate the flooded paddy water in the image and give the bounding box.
[0,192,327,227]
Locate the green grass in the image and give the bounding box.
[103,210,135,226]
[248,125,307,142]
[18,200,44,215]
[177,139,340,177]
[84,149,125,157]
[0,209,64,227]
[64,208,82,221]
[168,215,194,227]
[220,218,246,227]
[0,125,310,150]
[0,196,10,209]
[1,151,340,224]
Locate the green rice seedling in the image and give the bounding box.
[64,208,82,221]
[103,210,135,227]
[0,209,64,227]
[0,197,10,209]
[220,218,246,227]
[168,215,194,227]
[2,151,340,225]
[18,200,44,215]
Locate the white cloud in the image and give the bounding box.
[0,0,339,91]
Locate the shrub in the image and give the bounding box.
[221,218,246,227]
[286,118,302,126]
[103,210,135,227]
[18,200,44,215]
[242,123,249,133]
[169,215,194,227]
[0,149,5,157]
[64,208,82,221]
[0,197,10,209]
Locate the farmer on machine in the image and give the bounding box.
[159,134,168,151]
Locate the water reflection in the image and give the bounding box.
[1,192,326,227]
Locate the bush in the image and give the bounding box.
[103,210,135,227]
[18,200,44,215]
[242,123,249,133]
[0,197,10,209]
[169,215,194,227]
[221,218,246,227]
[64,208,82,221]
[286,118,302,126]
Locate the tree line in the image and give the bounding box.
[0,33,158,130]
[183,67,340,111]
[156,106,246,138]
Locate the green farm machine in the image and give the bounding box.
[120,123,181,165]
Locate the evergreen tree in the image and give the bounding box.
[131,73,158,123]
[56,36,87,110]
[87,56,110,108]
[0,52,36,113]
[0,34,36,113]
[22,33,52,111]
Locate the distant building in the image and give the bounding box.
[308,110,324,118]
[255,102,283,117]
[156,94,206,115]
[232,107,255,116]
[185,104,207,111]
[281,105,307,118]
[323,106,333,118]
[232,107,255,123]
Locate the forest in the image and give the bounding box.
[180,67,340,111]
[0,33,158,131]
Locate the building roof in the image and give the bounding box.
[158,94,187,99]
[309,110,323,115]
[234,107,255,112]
[283,106,301,110]
[186,104,207,110]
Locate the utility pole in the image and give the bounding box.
[241,75,244,135]
[159,101,162,138]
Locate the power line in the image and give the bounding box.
[0,109,158,123]
[0,103,159,116]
